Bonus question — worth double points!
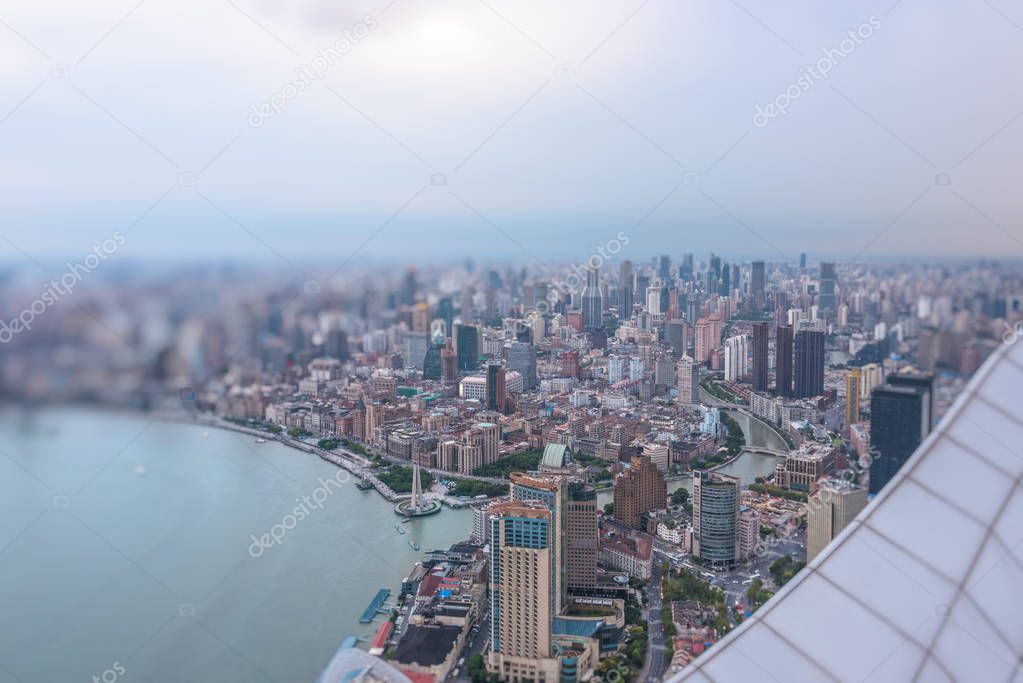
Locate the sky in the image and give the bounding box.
[0,0,1022,270]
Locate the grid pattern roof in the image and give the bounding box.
[669,339,1023,683]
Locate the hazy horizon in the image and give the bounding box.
[2,0,1022,269]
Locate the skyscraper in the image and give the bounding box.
[581,265,602,329]
[752,322,769,392]
[564,482,598,592]
[775,324,794,397]
[693,471,740,566]
[807,479,867,561]
[454,323,480,373]
[869,376,933,494]
[819,262,837,314]
[486,362,506,412]
[612,455,667,529]
[845,367,861,426]
[505,341,537,390]
[619,260,634,316]
[723,334,749,382]
[508,473,565,613]
[676,355,699,404]
[488,499,560,682]
[422,341,443,380]
[793,329,824,398]
[751,260,766,309]
[665,319,689,357]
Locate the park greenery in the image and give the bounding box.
[691,412,745,469]
[746,578,774,609]
[471,449,542,477]
[749,482,809,502]
[317,439,340,450]
[769,555,806,586]
[377,465,435,493]
[662,566,731,635]
[448,479,507,498]
[670,487,692,513]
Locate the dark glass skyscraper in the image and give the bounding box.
[486,362,506,412]
[775,325,793,397]
[869,377,933,494]
[422,342,443,380]
[455,323,480,373]
[581,265,603,329]
[819,262,837,313]
[751,261,766,310]
[752,322,769,392]
[619,260,634,317]
[793,329,824,398]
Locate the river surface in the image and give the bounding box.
[0,406,472,683]
[596,409,788,507]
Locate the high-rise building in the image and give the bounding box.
[676,355,699,404]
[751,261,766,309]
[505,341,537,390]
[694,318,718,366]
[422,341,443,380]
[807,479,867,561]
[411,302,430,333]
[401,331,428,370]
[886,373,935,432]
[508,473,565,612]
[581,265,603,329]
[859,362,884,399]
[738,507,761,561]
[440,343,457,382]
[436,297,454,339]
[793,329,824,398]
[845,368,861,426]
[487,499,560,682]
[692,471,740,566]
[819,262,837,314]
[723,334,749,382]
[665,319,689,357]
[486,362,506,412]
[612,455,667,529]
[775,325,794,397]
[564,482,598,592]
[752,322,769,392]
[454,323,480,373]
[619,260,634,316]
[471,505,490,545]
[869,376,933,494]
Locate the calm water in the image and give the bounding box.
[0,406,471,683]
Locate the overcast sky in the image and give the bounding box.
[1,0,1021,269]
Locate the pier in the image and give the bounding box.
[359,588,391,624]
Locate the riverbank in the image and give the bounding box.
[183,412,504,510]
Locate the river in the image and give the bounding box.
[0,406,472,683]
[596,408,788,507]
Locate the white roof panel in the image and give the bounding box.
[670,340,1023,683]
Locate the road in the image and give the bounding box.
[639,562,669,683]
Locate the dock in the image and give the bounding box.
[359,588,391,624]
